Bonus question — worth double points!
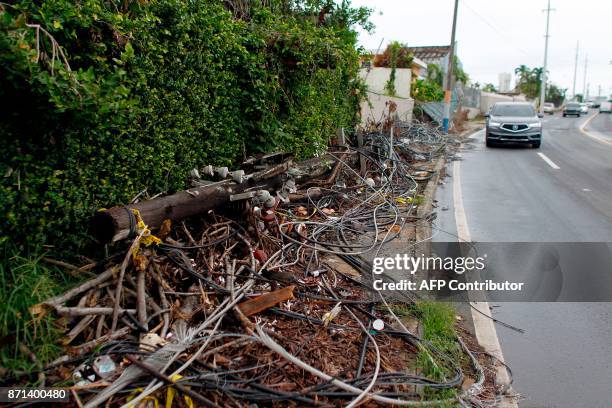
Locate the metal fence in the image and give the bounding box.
[418,85,480,124]
[461,86,481,109]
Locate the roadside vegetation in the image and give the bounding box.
[394,301,463,405]
[514,64,567,105]
[0,248,72,378]
[413,59,467,103]
[0,0,371,375]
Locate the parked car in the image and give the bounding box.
[485,102,543,148]
[580,103,589,114]
[600,101,612,114]
[543,102,555,114]
[563,102,582,117]
[585,101,594,108]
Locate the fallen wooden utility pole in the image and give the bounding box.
[91,154,355,243]
[91,166,288,243]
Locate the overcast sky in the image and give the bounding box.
[352,0,612,98]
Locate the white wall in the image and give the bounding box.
[359,68,414,125]
[480,92,528,113]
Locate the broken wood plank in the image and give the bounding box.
[237,285,295,317]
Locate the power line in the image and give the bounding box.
[460,0,531,57]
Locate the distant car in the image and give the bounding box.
[600,101,612,114]
[543,102,555,114]
[563,102,581,117]
[592,97,606,108]
[580,103,589,114]
[585,101,594,108]
[485,102,542,148]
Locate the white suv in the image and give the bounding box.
[543,103,555,115]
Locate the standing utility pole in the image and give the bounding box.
[443,0,459,134]
[572,41,579,99]
[587,83,590,100]
[539,0,553,114]
[582,54,588,98]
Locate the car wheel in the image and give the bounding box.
[563,113,566,117]
[533,142,541,149]
[577,114,581,117]
[486,139,493,147]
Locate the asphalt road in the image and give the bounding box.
[586,110,612,142]
[434,110,612,407]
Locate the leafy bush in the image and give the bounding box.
[411,79,444,102]
[0,0,370,253]
[374,41,413,69]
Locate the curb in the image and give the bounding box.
[415,126,519,407]
[579,113,612,146]
[451,132,518,408]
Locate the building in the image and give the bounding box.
[360,49,428,81]
[404,45,452,70]
[498,73,512,93]
[358,66,414,125]
[410,57,428,80]
[404,45,462,88]
[362,45,456,84]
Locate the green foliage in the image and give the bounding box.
[514,65,544,99]
[384,42,400,96]
[414,301,461,401]
[546,84,567,106]
[375,41,413,69]
[0,244,71,378]
[0,0,370,253]
[411,79,444,102]
[393,301,461,403]
[416,62,446,101]
[482,83,498,93]
[426,63,444,87]
[453,56,468,84]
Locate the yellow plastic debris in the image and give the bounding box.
[126,388,159,408]
[165,374,194,408]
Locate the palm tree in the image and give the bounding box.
[514,65,530,87]
[531,67,544,82]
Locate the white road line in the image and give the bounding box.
[537,152,560,170]
[453,157,518,407]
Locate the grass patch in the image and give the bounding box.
[393,301,462,405]
[0,245,73,383]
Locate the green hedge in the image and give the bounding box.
[0,0,369,253]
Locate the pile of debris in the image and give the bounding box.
[28,123,498,407]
